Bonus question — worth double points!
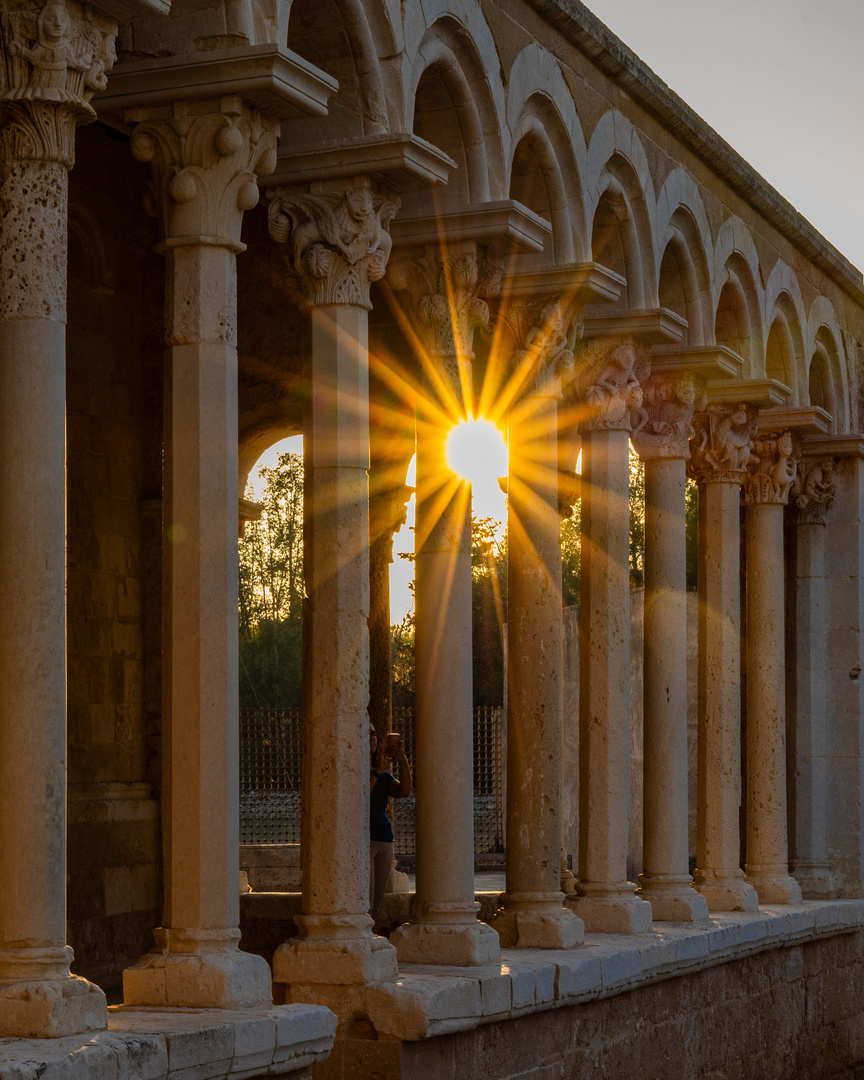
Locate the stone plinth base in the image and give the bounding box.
[637,876,710,922]
[565,892,653,934]
[0,1004,336,1080]
[490,899,584,948]
[0,972,107,1039]
[391,920,500,966]
[792,862,837,900]
[694,871,759,912]
[122,928,271,1008]
[745,867,804,905]
[274,914,398,986]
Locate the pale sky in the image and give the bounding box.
[583,0,864,271]
[249,2,864,622]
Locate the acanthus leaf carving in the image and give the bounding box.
[575,337,649,434]
[268,184,399,310]
[387,250,500,388]
[0,0,117,167]
[791,456,836,524]
[631,373,701,461]
[130,99,279,248]
[688,405,758,485]
[742,428,799,506]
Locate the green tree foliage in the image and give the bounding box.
[238,452,304,708]
[629,445,645,588]
[472,516,507,707]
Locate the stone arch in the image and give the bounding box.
[239,420,303,498]
[286,0,390,136]
[404,10,507,202]
[764,282,807,402]
[714,248,763,376]
[507,44,589,258]
[807,296,850,432]
[585,112,656,308]
[655,184,712,346]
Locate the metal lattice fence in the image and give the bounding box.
[239,705,504,853]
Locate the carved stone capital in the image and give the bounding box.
[742,429,799,506]
[268,182,398,309]
[576,336,650,435]
[631,373,700,461]
[499,295,578,401]
[387,250,501,377]
[688,404,757,485]
[130,98,279,248]
[791,456,836,524]
[0,0,117,167]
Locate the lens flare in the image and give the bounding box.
[444,416,508,521]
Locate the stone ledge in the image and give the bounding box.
[0,1004,337,1080]
[356,900,864,1040]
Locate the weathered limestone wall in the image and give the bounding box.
[65,123,164,988]
[312,930,864,1080]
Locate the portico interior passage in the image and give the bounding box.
[1,0,864,1078]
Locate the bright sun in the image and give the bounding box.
[444,416,508,521]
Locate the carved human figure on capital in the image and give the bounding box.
[692,406,755,474]
[268,184,399,308]
[792,455,836,523]
[631,375,700,458]
[743,429,798,506]
[577,338,648,431]
[2,0,114,103]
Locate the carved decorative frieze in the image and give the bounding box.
[791,456,836,524]
[576,337,649,434]
[499,296,578,400]
[742,429,798,506]
[387,250,501,383]
[268,183,398,309]
[0,0,117,167]
[688,404,757,485]
[630,373,700,460]
[130,99,279,248]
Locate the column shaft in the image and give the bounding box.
[743,503,802,903]
[494,397,583,947]
[571,428,652,932]
[390,423,499,963]
[693,481,758,911]
[0,150,107,1037]
[638,457,708,920]
[789,519,835,896]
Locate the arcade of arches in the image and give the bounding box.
[1,0,864,1077]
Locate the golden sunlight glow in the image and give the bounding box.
[444,416,508,522]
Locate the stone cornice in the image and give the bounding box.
[704,378,791,409]
[581,307,686,346]
[390,199,550,255]
[525,0,864,305]
[96,44,336,124]
[499,262,623,306]
[800,434,864,460]
[266,133,455,193]
[649,344,744,381]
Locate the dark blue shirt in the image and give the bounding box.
[370,770,395,842]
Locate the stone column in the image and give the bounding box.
[568,338,653,933]
[267,182,400,988]
[0,3,116,1038]
[632,376,709,921]
[741,431,803,904]
[368,473,413,743]
[689,406,758,912]
[122,100,279,1007]
[492,298,584,948]
[387,248,501,965]
[787,457,837,897]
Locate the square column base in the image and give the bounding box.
[273,932,398,987]
[490,900,584,948]
[693,871,759,912]
[792,862,837,900]
[391,921,500,966]
[637,877,710,922]
[744,867,803,905]
[123,928,272,1008]
[0,973,107,1039]
[565,893,653,934]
